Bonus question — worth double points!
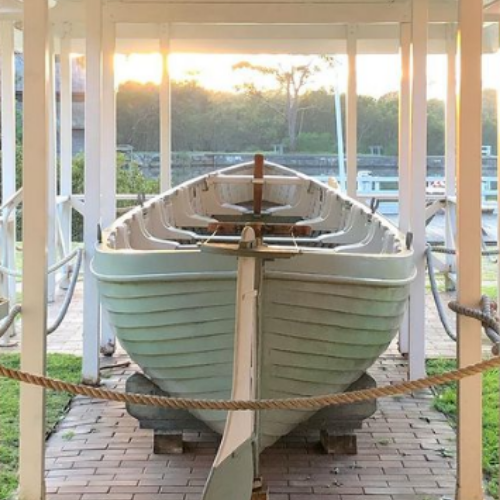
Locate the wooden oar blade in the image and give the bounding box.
[202,438,254,500]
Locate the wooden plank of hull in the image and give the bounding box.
[99,268,407,442]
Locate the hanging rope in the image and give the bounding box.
[0,247,82,278]
[47,249,83,335]
[425,246,456,341]
[0,304,22,339]
[426,244,500,347]
[0,249,83,338]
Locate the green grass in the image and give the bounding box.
[426,255,498,296]
[427,359,499,498]
[0,353,81,500]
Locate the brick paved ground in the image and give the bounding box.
[0,283,486,499]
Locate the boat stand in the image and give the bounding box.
[126,371,377,456]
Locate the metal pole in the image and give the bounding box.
[334,78,346,191]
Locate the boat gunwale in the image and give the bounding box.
[91,262,416,287]
[97,160,413,261]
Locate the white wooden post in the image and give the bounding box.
[398,22,411,355]
[47,33,57,303]
[19,0,49,498]
[83,0,103,385]
[445,24,457,289]
[60,29,73,289]
[497,23,500,317]
[0,20,17,343]
[160,24,172,191]
[346,24,357,198]
[408,0,428,380]
[456,0,483,498]
[100,17,117,356]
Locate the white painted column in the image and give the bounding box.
[100,17,117,356]
[60,29,73,287]
[47,34,57,303]
[19,0,49,498]
[408,0,428,380]
[346,24,357,198]
[83,0,103,385]
[0,21,17,343]
[398,22,411,355]
[160,24,172,191]
[497,24,500,311]
[456,0,483,498]
[445,24,457,288]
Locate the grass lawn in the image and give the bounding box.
[426,255,498,296]
[0,353,81,500]
[427,358,499,498]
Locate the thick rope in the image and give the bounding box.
[449,299,500,339]
[431,246,499,256]
[479,295,500,345]
[0,304,22,339]
[47,249,83,335]
[0,249,82,337]
[0,355,498,411]
[0,248,82,278]
[425,246,456,341]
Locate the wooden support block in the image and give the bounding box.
[251,491,269,500]
[154,430,184,455]
[320,430,357,455]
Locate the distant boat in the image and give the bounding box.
[93,155,415,500]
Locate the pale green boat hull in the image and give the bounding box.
[94,247,413,449]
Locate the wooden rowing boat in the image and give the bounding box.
[93,155,415,499]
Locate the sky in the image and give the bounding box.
[114,53,500,100]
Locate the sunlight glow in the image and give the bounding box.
[114,52,499,99]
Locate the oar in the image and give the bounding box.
[202,226,258,500]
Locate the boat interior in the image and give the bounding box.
[106,159,405,255]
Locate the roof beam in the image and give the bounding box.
[103,2,411,24]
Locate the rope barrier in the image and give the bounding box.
[0,249,82,338]
[0,248,82,278]
[47,249,83,335]
[426,244,500,348]
[430,246,499,256]
[0,304,22,339]
[0,349,499,411]
[425,246,456,341]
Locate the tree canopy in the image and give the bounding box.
[114,79,498,157]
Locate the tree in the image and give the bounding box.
[232,58,334,151]
[117,82,160,151]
